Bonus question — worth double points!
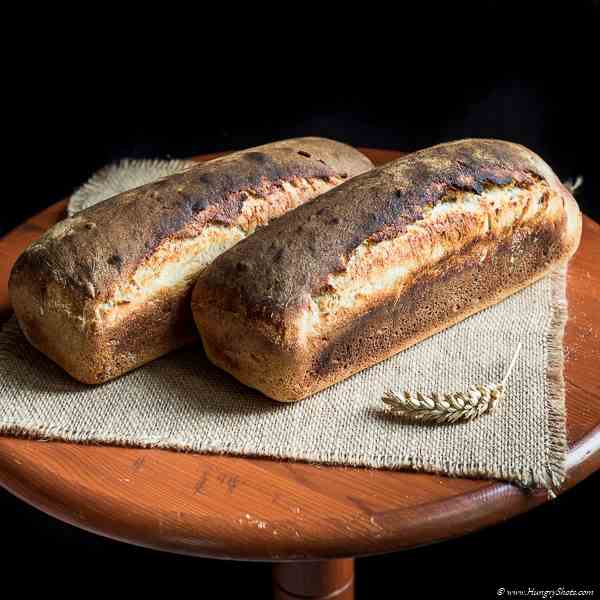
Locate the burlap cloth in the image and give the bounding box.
[0,160,569,492]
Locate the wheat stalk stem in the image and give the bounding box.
[502,342,522,386]
[563,175,583,194]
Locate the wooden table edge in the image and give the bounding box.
[0,423,599,561]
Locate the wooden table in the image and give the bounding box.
[1,149,599,600]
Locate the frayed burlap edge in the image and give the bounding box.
[541,267,568,497]
[0,268,569,493]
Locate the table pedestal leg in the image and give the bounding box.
[272,558,354,599]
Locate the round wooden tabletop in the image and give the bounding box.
[1,149,599,563]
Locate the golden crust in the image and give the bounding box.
[192,139,582,402]
[9,138,372,383]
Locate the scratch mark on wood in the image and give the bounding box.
[195,471,209,495]
[132,457,145,472]
[346,495,374,516]
[226,475,239,494]
[217,472,239,494]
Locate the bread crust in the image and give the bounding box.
[9,138,372,383]
[192,139,582,402]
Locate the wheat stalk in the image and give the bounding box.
[382,343,522,424]
[563,175,583,194]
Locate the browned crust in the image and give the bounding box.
[193,139,573,328]
[197,219,577,402]
[9,138,372,383]
[9,137,372,303]
[310,223,563,386]
[10,284,196,384]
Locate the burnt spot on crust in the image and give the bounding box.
[192,198,209,213]
[107,254,123,270]
[197,139,565,321]
[245,151,268,163]
[196,174,212,185]
[297,150,311,158]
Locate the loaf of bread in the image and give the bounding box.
[9,137,372,383]
[192,139,582,402]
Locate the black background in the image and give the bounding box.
[2,2,599,596]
